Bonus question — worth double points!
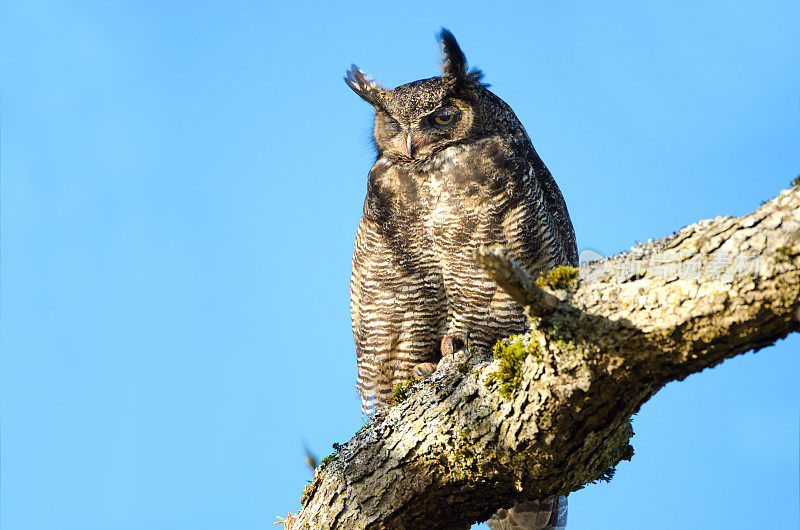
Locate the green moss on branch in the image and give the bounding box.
[390,378,417,406]
[485,335,542,398]
[535,265,578,290]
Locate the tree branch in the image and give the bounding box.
[472,244,561,317]
[295,186,800,529]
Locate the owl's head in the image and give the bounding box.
[346,29,505,162]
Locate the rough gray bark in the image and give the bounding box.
[295,186,800,529]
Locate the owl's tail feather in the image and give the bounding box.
[361,392,376,422]
[487,495,567,530]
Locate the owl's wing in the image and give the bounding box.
[501,154,579,274]
[532,158,579,268]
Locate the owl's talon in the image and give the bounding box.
[411,362,437,380]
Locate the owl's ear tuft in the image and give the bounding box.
[439,28,466,81]
[438,28,485,87]
[345,65,391,108]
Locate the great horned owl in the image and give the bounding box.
[347,29,577,412]
[346,30,575,527]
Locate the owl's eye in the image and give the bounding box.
[430,108,457,127]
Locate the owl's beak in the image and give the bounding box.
[404,132,413,159]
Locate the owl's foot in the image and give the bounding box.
[441,333,471,358]
[412,333,472,380]
[411,362,437,380]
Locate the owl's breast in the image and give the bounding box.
[417,138,519,249]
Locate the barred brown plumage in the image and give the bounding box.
[346,29,577,529]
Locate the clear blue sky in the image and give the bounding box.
[1,1,798,529]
